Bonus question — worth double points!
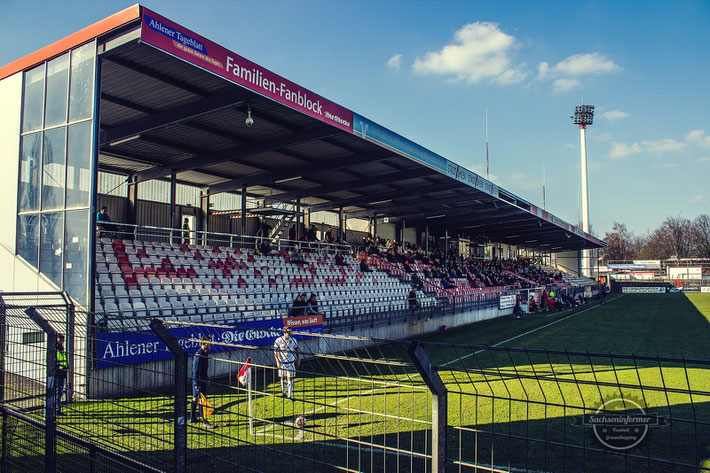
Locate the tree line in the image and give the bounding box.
[601,215,710,262]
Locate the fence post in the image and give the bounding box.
[24,307,58,473]
[408,341,447,473]
[1,409,9,472]
[0,297,6,403]
[149,319,187,473]
[65,296,76,408]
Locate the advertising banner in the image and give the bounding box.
[621,287,666,294]
[499,294,517,309]
[96,315,322,369]
[140,8,353,132]
[701,287,710,293]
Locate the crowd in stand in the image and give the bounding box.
[359,236,563,291]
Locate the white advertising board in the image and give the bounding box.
[701,287,710,293]
[621,287,666,294]
[499,295,516,309]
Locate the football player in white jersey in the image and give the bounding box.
[273,327,300,399]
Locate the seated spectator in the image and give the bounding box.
[334,252,345,266]
[290,247,306,265]
[360,258,372,272]
[513,301,524,319]
[290,293,307,316]
[259,239,272,256]
[97,206,111,222]
[441,277,455,289]
[577,294,585,305]
[408,290,421,311]
[547,297,561,311]
[306,294,320,315]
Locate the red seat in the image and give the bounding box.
[222,268,232,278]
[211,278,221,289]
[238,277,247,289]
[180,243,189,252]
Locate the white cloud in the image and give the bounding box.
[642,139,686,153]
[609,142,642,159]
[592,133,613,142]
[564,143,576,149]
[600,110,629,121]
[551,53,620,76]
[553,78,580,92]
[695,157,710,163]
[689,195,705,204]
[608,138,686,159]
[510,173,526,179]
[386,54,402,71]
[651,163,678,170]
[412,22,526,85]
[686,129,710,148]
[536,52,619,92]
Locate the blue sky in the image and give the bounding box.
[2,0,709,237]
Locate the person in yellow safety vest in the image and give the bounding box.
[54,334,68,416]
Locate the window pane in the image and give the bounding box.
[18,214,40,268]
[64,210,88,305]
[66,121,92,208]
[22,64,45,133]
[45,53,69,127]
[69,43,95,121]
[41,127,66,211]
[19,133,42,212]
[40,211,64,287]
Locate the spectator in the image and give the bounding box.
[324,228,335,244]
[600,284,608,304]
[306,224,317,242]
[513,301,524,319]
[306,294,320,315]
[290,293,307,316]
[411,273,423,291]
[182,217,190,245]
[290,247,306,265]
[96,206,111,222]
[259,239,272,256]
[334,252,345,266]
[408,289,421,311]
[288,224,296,242]
[360,258,372,272]
[529,295,539,313]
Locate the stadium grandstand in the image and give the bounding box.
[0,5,602,323]
[0,5,633,473]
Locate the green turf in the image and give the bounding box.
[20,293,710,473]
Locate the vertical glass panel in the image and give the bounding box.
[64,210,88,305]
[40,211,64,287]
[66,121,92,208]
[19,132,42,212]
[41,127,66,211]
[69,43,95,121]
[18,214,40,268]
[22,64,45,132]
[44,53,70,127]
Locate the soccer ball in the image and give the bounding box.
[294,415,307,429]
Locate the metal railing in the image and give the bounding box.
[97,222,352,255]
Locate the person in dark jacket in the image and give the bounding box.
[408,290,421,311]
[290,293,307,316]
[306,294,320,315]
[191,336,214,428]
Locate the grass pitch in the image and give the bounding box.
[39,293,710,472]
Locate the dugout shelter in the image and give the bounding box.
[0,5,604,314]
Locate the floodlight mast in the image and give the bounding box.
[572,104,594,277]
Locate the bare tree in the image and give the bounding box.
[691,214,710,259]
[602,222,636,262]
[653,216,694,260]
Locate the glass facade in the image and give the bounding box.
[17,41,96,306]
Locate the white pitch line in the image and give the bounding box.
[441,295,626,367]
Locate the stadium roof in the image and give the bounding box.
[0,5,604,252]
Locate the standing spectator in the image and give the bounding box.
[45,333,68,418]
[408,289,421,312]
[306,224,317,242]
[600,284,608,304]
[324,228,335,244]
[190,336,214,428]
[182,217,191,245]
[273,327,300,399]
[288,225,296,243]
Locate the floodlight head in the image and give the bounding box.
[572,104,594,127]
